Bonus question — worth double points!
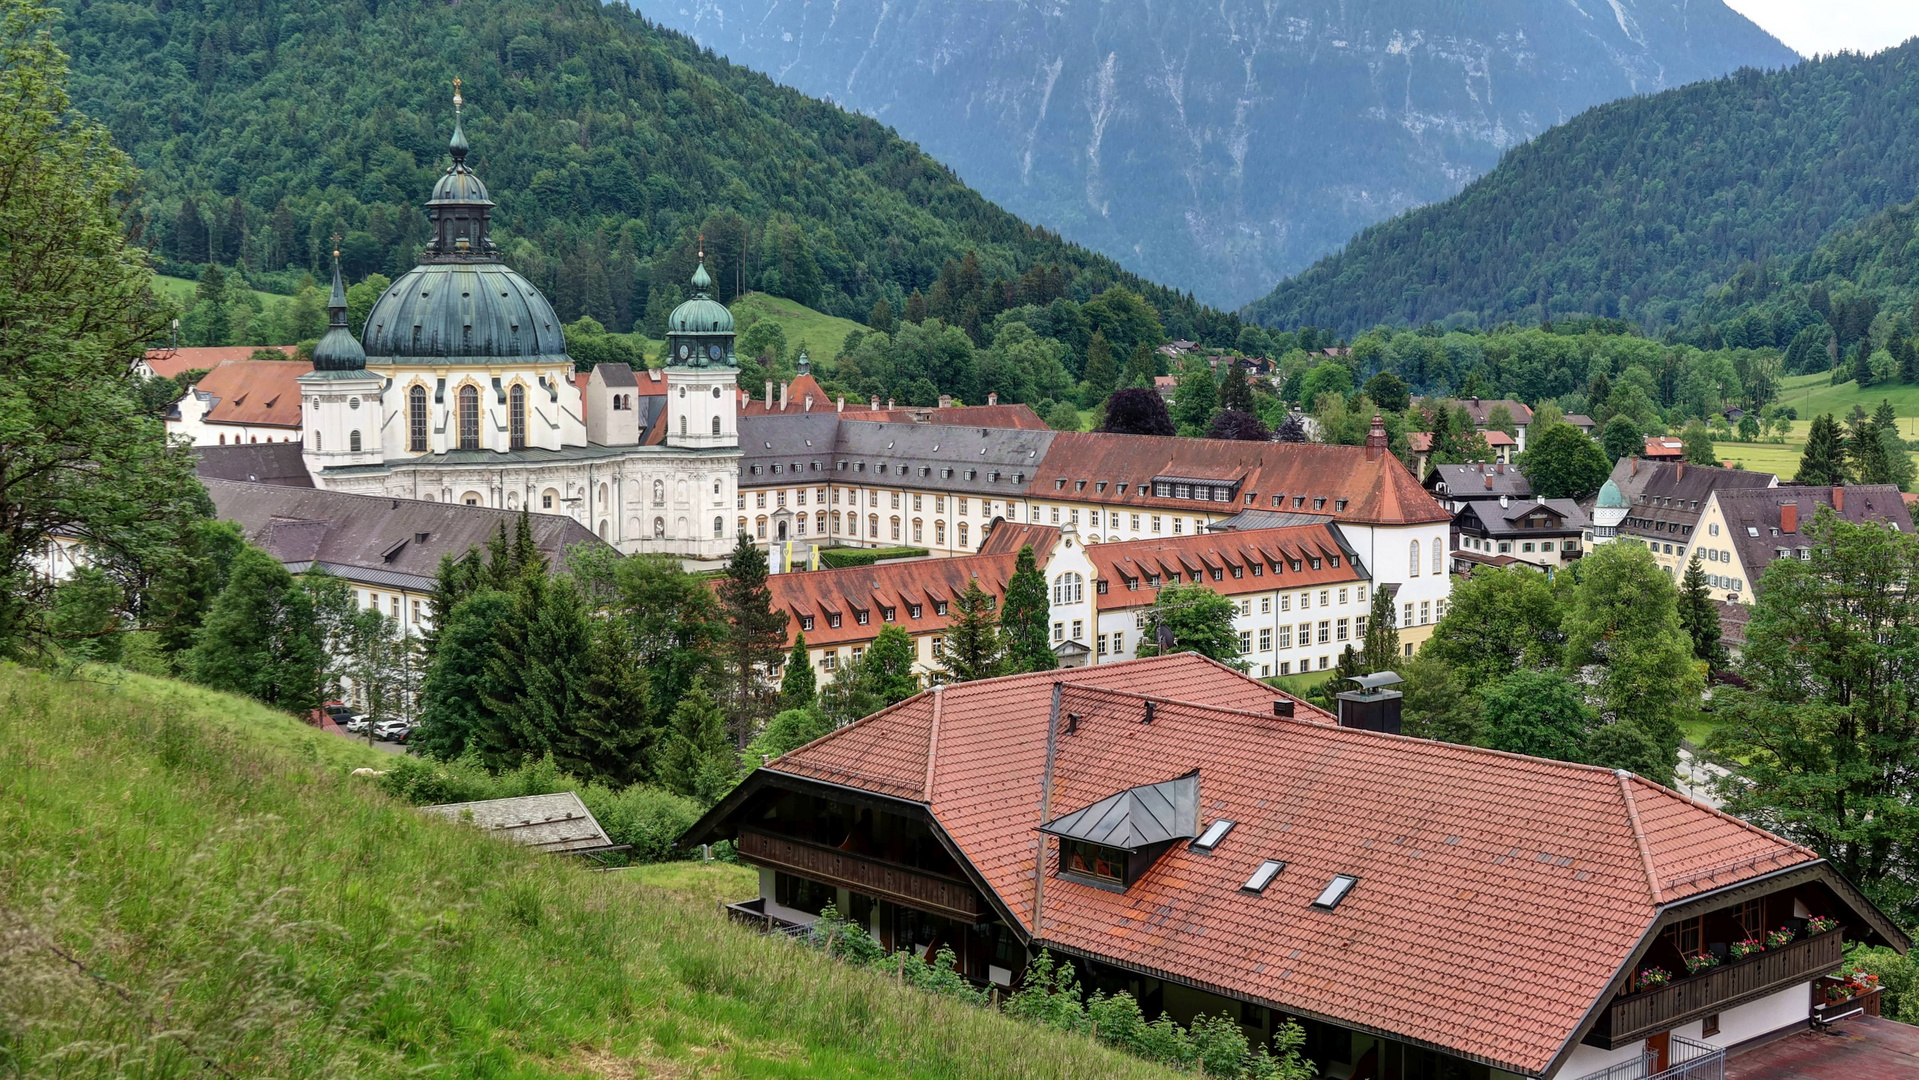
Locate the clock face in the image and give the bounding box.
[677,343,691,361]
[708,344,723,361]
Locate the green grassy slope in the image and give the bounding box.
[152,273,292,318]
[733,292,868,367]
[0,663,1182,1080]
[1714,373,1919,479]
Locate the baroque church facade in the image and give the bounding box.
[296,98,740,562]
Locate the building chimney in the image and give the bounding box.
[781,381,789,409]
[1484,474,1493,490]
[1495,462,1504,474]
[1499,494,1510,509]
[887,398,896,409]
[1364,413,1387,460]
[765,380,774,408]
[1537,494,1546,504]
[1833,487,1845,511]
[1273,699,1295,718]
[988,392,999,406]
[1676,463,1685,482]
[1780,503,1798,533]
[837,395,846,413]
[804,393,814,412]
[1630,455,1639,477]
[1471,396,1481,408]
[939,394,954,410]
[871,396,880,411]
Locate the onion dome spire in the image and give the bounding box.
[449,76,469,166]
[424,76,495,260]
[690,234,714,295]
[311,234,368,372]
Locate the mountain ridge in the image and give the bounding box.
[639,0,1799,306]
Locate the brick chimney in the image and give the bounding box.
[1630,455,1639,477]
[1833,487,1845,511]
[1484,473,1493,490]
[1495,462,1505,475]
[765,380,774,408]
[1365,413,1387,460]
[1676,463,1685,481]
[1780,503,1798,533]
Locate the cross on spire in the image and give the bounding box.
[330,230,342,260]
[453,76,463,116]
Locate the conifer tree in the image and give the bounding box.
[1274,412,1309,443]
[189,546,324,712]
[484,521,514,588]
[861,624,921,706]
[414,589,513,762]
[1218,363,1255,414]
[475,572,545,770]
[941,576,1005,683]
[1852,339,1874,386]
[1893,335,1918,384]
[495,574,594,767]
[1677,553,1725,669]
[1080,330,1117,405]
[566,616,653,785]
[1851,409,1892,485]
[716,533,789,743]
[1797,414,1848,485]
[511,508,546,577]
[999,546,1056,673]
[422,550,478,661]
[657,676,736,804]
[1359,586,1400,674]
[779,631,817,712]
[1872,401,1917,491]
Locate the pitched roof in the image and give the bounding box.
[1087,525,1364,609]
[1608,458,1776,540]
[1426,462,1531,500]
[192,359,314,428]
[202,480,605,590]
[1710,484,1908,593]
[193,443,315,487]
[1031,433,1450,525]
[1041,772,1199,849]
[420,792,617,855]
[143,345,296,378]
[1443,397,1534,427]
[1455,497,1589,537]
[738,373,830,417]
[859,403,1051,430]
[760,541,1056,650]
[976,521,1061,557]
[1643,436,1686,459]
[761,656,1823,1075]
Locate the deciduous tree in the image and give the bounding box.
[1515,422,1611,500]
[1133,582,1245,670]
[1099,386,1175,437]
[1562,542,1699,779]
[189,546,324,712]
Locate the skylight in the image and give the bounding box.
[1192,820,1235,851]
[1312,874,1358,910]
[1243,860,1285,893]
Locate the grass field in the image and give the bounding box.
[1710,372,1919,481]
[152,272,294,315]
[0,662,1183,1080]
[732,292,866,367]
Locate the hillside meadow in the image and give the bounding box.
[1712,373,1919,480]
[0,663,1183,1079]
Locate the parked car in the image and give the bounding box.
[322,701,354,721]
[373,719,411,742]
[343,714,372,734]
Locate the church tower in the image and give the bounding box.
[663,251,738,451]
[298,243,385,482]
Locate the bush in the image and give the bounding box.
[817,546,929,569]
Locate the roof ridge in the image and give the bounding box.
[1626,773,1820,862]
[1616,770,1665,905]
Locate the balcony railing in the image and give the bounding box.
[1587,928,1843,1048]
[736,828,985,922]
[1574,1036,1724,1080]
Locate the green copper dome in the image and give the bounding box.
[1596,478,1629,509]
[667,260,733,335]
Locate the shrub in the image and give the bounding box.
[817,546,930,569]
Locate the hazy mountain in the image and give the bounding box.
[637,0,1797,307]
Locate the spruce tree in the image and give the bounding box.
[716,533,789,743]
[1314,644,1366,712]
[1893,335,1918,384]
[1851,339,1874,387]
[1797,414,1848,485]
[999,546,1056,673]
[861,624,921,706]
[1873,403,1917,491]
[567,616,653,786]
[1851,410,1891,484]
[511,508,546,577]
[484,521,514,589]
[779,631,817,711]
[1219,363,1255,414]
[422,550,477,661]
[942,576,1005,683]
[1080,330,1117,405]
[414,589,513,762]
[189,546,324,712]
[476,572,545,770]
[1676,554,1724,669]
[1359,586,1400,674]
[495,574,595,768]
[657,677,736,804]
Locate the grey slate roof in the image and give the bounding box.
[738,413,1058,498]
[1455,497,1589,537]
[738,412,842,481]
[1206,509,1336,531]
[593,362,637,387]
[1711,484,1907,595]
[1041,772,1199,851]
[194,443,315,487]
[201,479,607,591]
[1426,463,1531,501]
[1607,458,1775,544]
[419,792,618,855]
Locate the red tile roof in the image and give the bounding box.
[1644,437,1686,459]
[976,522,1061,557]
[144,345,296,379]
[739,373,832,417]
[757,540,1057,651]
[858,403,1051,430]
[194,359,313,428]
[1087,526,1363,609]
[1030,433,1451,525]
[764,656,1820,1075]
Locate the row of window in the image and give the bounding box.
[796,598,953,633]
[1462,537,1579,555]
[746,488,1002,517]
[1104,557,1344,592]
[742,513,974,546]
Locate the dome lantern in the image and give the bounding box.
[664,237,736,368]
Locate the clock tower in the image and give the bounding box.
[663,254,738,451]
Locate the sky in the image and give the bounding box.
[1722,0,1919,57]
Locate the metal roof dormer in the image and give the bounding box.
[1041,770,1199,890]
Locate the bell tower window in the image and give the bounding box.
[409,385,427,452]
[509,384,526,449]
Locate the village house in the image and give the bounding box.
[1688,484,1907,603]
[1424,461,1532,513]
[685,654,1907,1080]
[1589,459,1776,577]
[1451,495,1589,574]
[166,358,313,446]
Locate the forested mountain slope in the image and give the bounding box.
[1246,41,1919,336]
[641,0,1795,307]
[53,0,1238,342]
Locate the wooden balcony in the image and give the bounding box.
[1587,928,1844,1048]
[736,827,985,922]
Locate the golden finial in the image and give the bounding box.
[697,232,705,261]
[330,230,342,260]
[452,76,463,114]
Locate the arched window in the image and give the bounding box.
[913,519,923,543]
[756,517,767,539]
[312,431,322,451]
[738,517,748,536]
[541,488,556,510]
[462,491,482,506]
[458,385,479,450]
[868,514,879,538]
[815,511,825,535]
[598,520,608,540]
[599,483,609,507]
[409,385,427,451]
[714,516,724,538]
[509,384,526,449]
[653,479,665,506]
[349,429,362,452]
[891,516,901,541]
[711,415,721,435]
[1409,540,1421,577]
[958,522,969,548]
[1433,536,1444,574]
[218,434,226,445]
[1053,572,1084,605]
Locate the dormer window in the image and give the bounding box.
[1044,772,1198,891]
[828,613,842,628]
[855,610,870,626]
[800,615,815,632]
[908,603,923,619]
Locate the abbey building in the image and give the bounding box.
[295,101,741,562]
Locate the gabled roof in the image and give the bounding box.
[1030,433,1450,525]
[1709,484,1907,594]
[202,480,605,590]
[1608,458,1776,538]
[1087,525,1364,608]
[1041,772,1198,850]
[733,655,1885,1077]
[1455,497,1589,537]
[143,345,296,379]
[1426,462,1531,500]
[193,443,314,487]
[191,359,314,428]
[758,541,1056,650]
[976,521,1061,556]
[858,403,1050,430]
[420,792,618,855]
